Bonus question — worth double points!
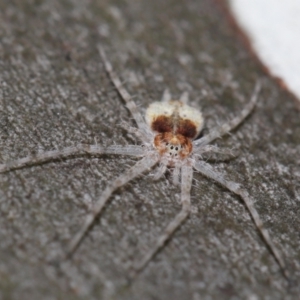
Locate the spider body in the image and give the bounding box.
[0,46,288,279]
[147,100,202,162]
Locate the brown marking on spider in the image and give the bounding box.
[151,115,173,133]
[177,119,198,138]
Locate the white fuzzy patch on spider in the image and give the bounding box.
[0,46,288,279]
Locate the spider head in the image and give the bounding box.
[154,132,192,161]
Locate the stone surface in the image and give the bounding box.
[0,0,299,299]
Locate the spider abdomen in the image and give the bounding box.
[145,100,204,140]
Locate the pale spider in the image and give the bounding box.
[0,46,287,279]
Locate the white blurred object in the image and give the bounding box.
[229,0,300,100]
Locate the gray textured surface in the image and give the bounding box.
[0,0,300,299]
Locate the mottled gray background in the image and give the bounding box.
[0,0,300,299]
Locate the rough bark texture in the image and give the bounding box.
[0,0,300,299]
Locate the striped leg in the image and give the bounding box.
[0,144,145,173]
[194,160,288,279]
[98,46,150,140]
[132,164,193,276]
[194,82,261,149]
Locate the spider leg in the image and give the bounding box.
[98,45,150,141]
[172,165,180,185]
[0,144,145,173]
[194,144,237,156]
[152,162,168,181]
[161,88,171,102]
[119,120,154,143]
[66,154,159,258]
[179,91,189,103]
[194,160,288,279]
[193,81,261,149]
[193,145,238,161]
[132,164,193,276]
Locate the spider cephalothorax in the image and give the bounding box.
[153,132,192,160]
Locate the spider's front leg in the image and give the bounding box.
[66,154,159,258]
[194,160,288,279]
[132,164,193,277]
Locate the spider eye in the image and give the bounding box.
[175,147,178,151]
[170,146,174,150]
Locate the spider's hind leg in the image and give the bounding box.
[98,45,149,136]
[179,91,189,103]
[119,120,153,143]
[194,81,261,148]
[161,89,171,102]
[193,145,239,162]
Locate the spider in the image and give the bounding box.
[0,46,287,279]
